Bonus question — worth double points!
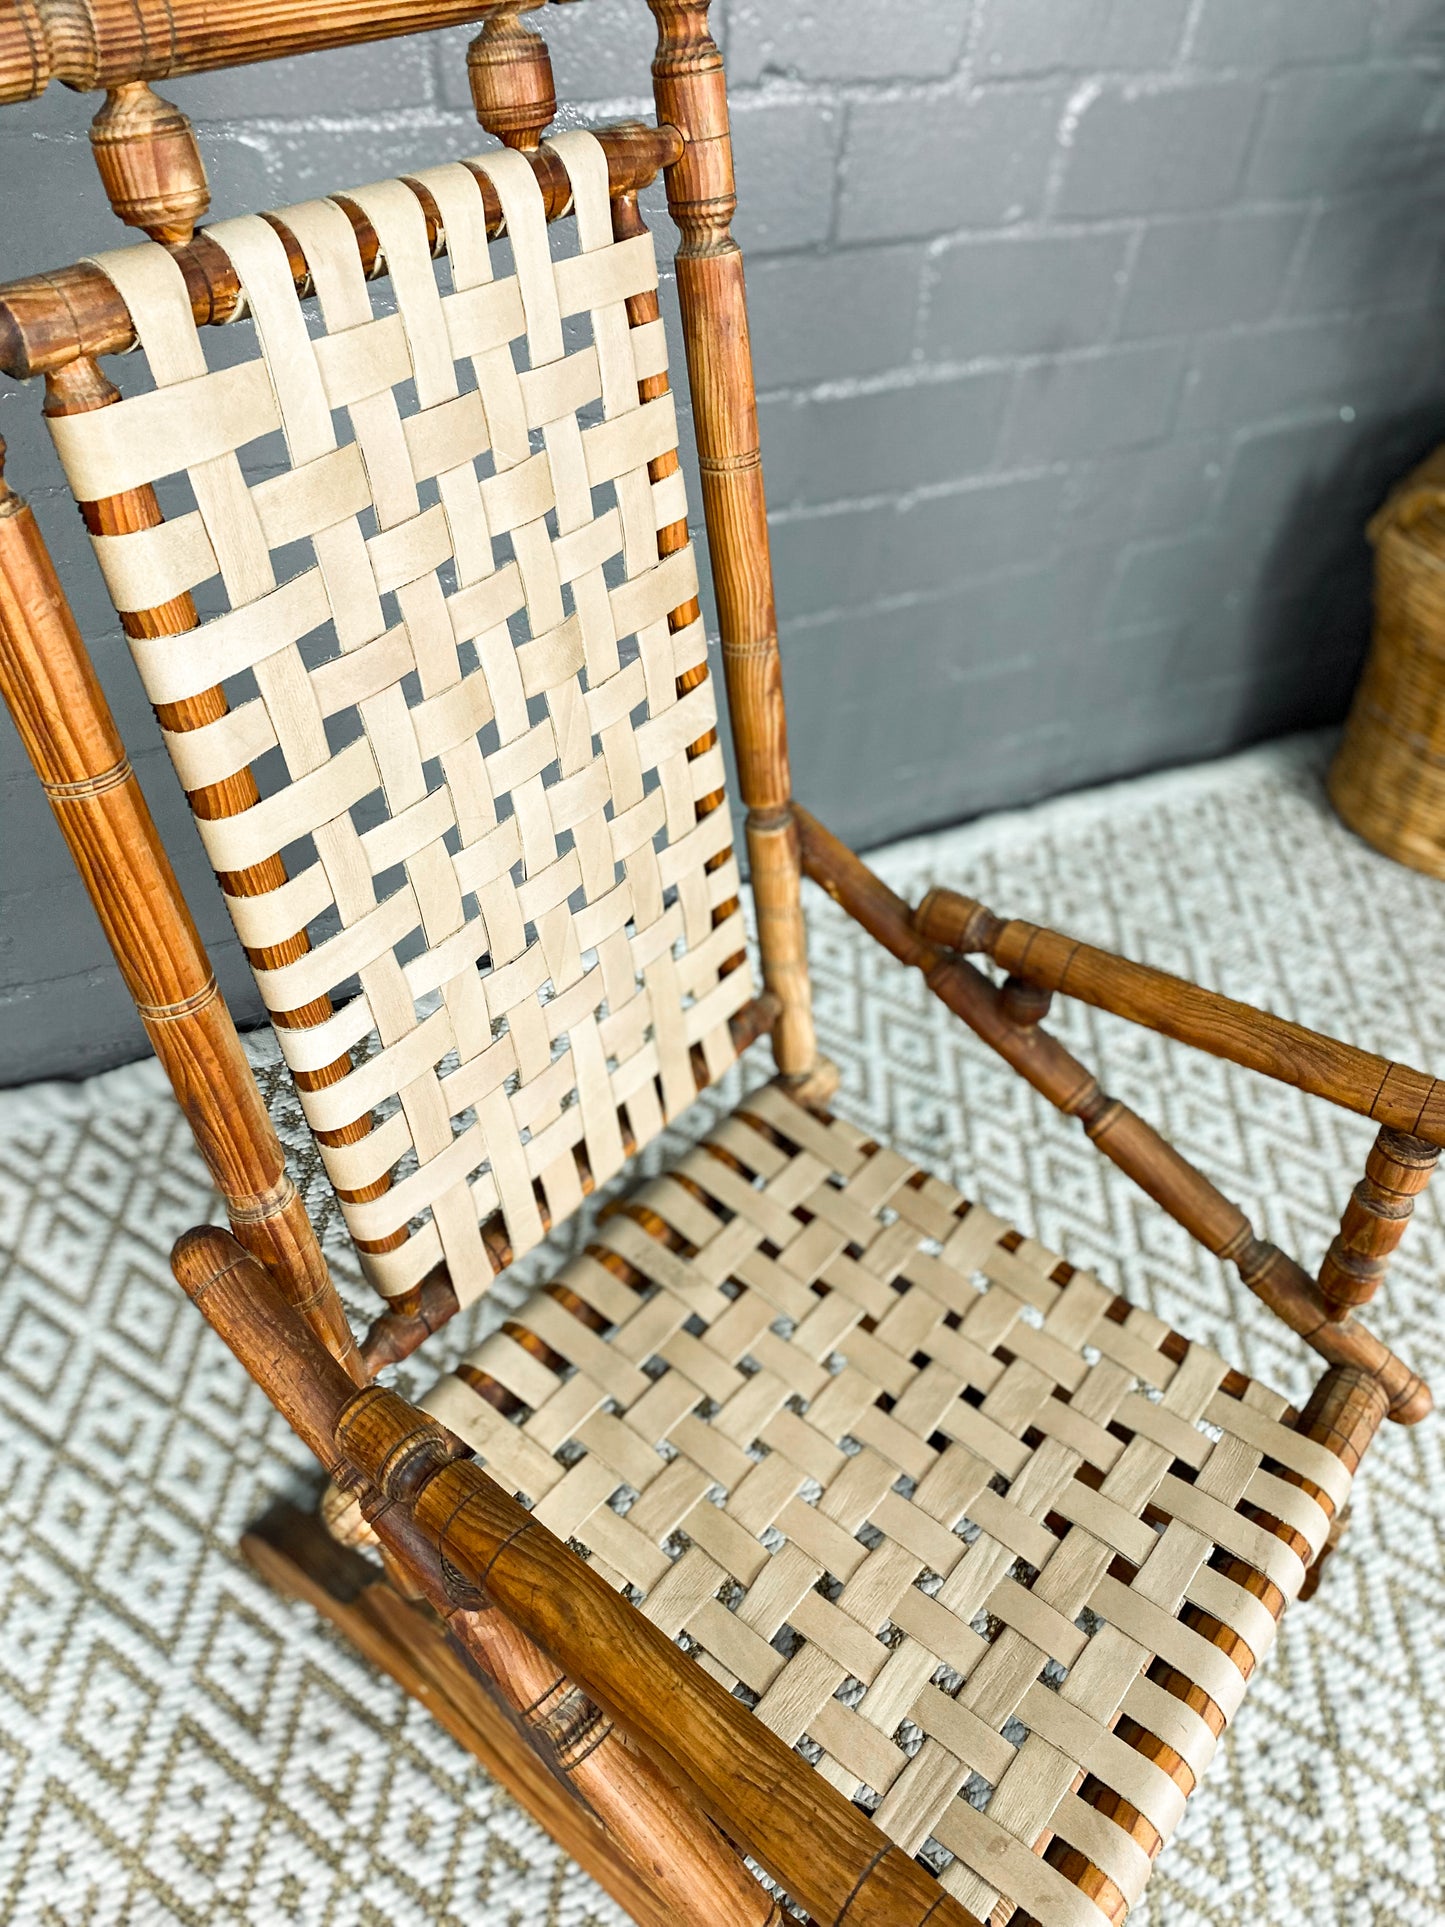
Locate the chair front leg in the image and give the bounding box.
[1290,1364,1390,1600]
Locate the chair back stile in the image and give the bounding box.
[0,11,1429,1927]
[646,0,819,1089]
[6,5,789,1348]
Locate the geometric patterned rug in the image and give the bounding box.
[2,733,1443,1926]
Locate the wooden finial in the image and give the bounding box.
[468,0,555,151]
[89,80,210,243]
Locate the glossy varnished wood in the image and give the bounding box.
[88,79,210,240]
[646,0,816,1082]
[338,1387,985,1927]
[244,1500,690,1927]
[0,13,1422,1919]
[796,806,1430,1423]
[916,885,1445,1147]
[166,1240,932,1927]
[0,441,359,1378]
[0,123,682,380]
[0,0,565,103]
[1318,1127,1439,1319]
[175,1228,784,1927]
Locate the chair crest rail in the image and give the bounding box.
[0,0,576,105]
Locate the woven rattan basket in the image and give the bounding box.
[1331,446,1445,876]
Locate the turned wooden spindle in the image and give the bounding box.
[42,357,405,1298]
[796,805,1432,1425]
[174,1227,783,1927]
[0,432,361,1381]
[916,884,1445,1148]
[1318,1126,1439,1319]
[1000,973,1052,1027]
[89,80,210,242]
[468,0,555,151]
[1292,1363,1390,1599]
[646,0,819,1088]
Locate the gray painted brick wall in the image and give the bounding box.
[4,0,1445,1080]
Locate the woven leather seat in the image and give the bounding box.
[423,1079,1347,1927]
[0,6,1422,1922]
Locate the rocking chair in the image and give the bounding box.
[0,5,1433,1923]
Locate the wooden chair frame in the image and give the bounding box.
[0,6,1434,1923]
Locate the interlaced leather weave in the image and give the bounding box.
[422,1081,1350,1926]
[46,131,752,1306]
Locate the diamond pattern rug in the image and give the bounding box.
[2,734,1444,1926]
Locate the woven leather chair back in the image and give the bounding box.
[46,129,753,1308]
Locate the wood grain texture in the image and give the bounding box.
[796,805,1432,1424]
[468,2,555,151]
[0,0,575,103]
[916,885,1445,1148]
[1317,1127,1439,1319]
[180,1227,785,1927]
[1296,1363,1391,1478]
[1291,1364,1389,1600]
[88,79,210,241]
[0,441,361,1376]
[244,1500,692,1927]
[0,123,682,380]
[646,0,817,1082]
[337,1388,984,1927]
[44,357,407,1274]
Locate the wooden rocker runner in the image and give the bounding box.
[0,5,1433,1922]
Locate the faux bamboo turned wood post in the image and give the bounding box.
[58,106,415,1270]
[1297,1363,1390,1477]
[340,1394,983,1927]
[171,1227,787,1927]
[916,886,1445,1147]
[1318,1127,1439,1320]
[42,357,406,1264]
[0,0,560,104]
[0,439,361,1382]
[173,1233,978,1925]
[1292,1363,1390,1599]
[647,0,818,1087]
[614,183,749,978]
[795,807,1432,1424]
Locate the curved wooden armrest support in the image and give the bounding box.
[915,885,1445,1147]
[0,121,683,381]
[175,1226,784,1927]
[338,1390,984,1927]
[175,1222,979,1927]
[796,808,1431,1424]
